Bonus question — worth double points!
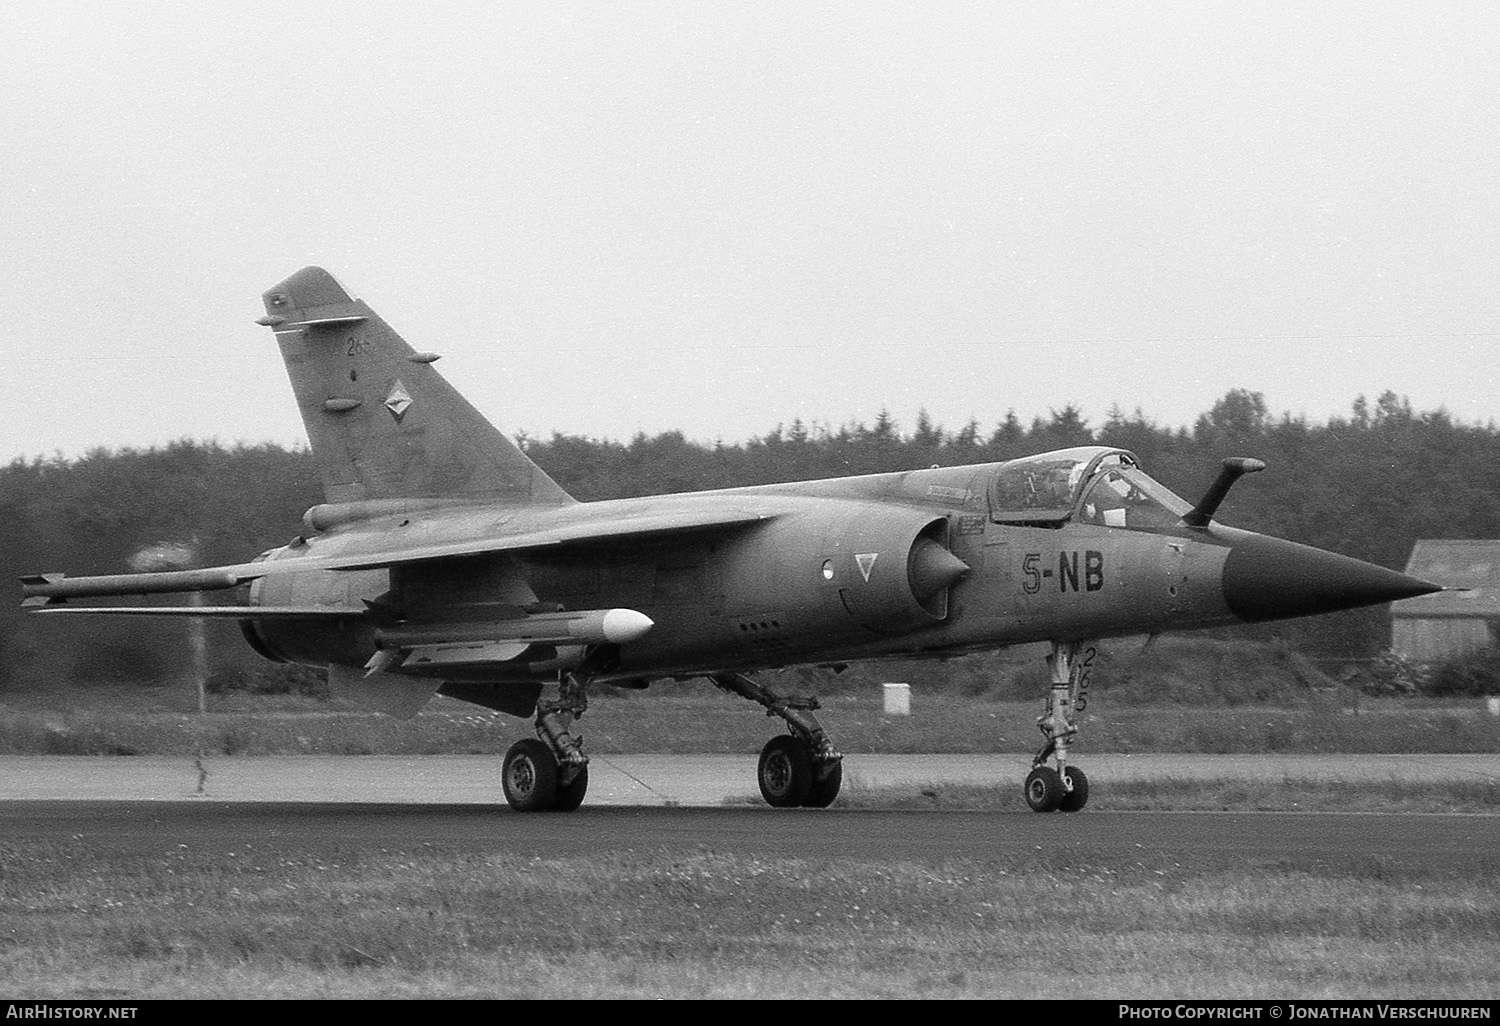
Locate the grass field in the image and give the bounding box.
[3,690,1499,757]
[2,835,1496,998]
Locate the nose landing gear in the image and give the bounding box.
[1027,640,1094,813]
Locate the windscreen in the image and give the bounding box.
[988,448,1191,527]
[1078,467,1192,531]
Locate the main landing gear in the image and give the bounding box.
[711,672,844,808]
[500,668,845,812]
[503,670,590,812]
[1025,640,1093,813]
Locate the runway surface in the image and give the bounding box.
[4,800,1498,874]
[3,754,1498,875]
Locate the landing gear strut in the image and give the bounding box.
[1026,640,1093,813]
[712,672,844,808]
[503,669,591,812]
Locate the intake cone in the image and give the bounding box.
[908,538,970,603]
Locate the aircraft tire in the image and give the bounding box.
[1057,765,1089,812]
[551,764,589,812]
[803,759,843,808]
[503,738,560,812]
[1024,766,1066,813]
[758,735,814,807]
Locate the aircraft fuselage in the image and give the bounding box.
[241,454,1383,687]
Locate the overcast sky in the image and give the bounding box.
[4,2,1498,463]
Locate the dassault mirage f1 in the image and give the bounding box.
[22,267,1440,813]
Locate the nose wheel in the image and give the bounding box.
[1024,763,1089,813]
[1023,765,1064,812]
[1026,641,1094,813]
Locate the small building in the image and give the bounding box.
[1391,540,1500,662]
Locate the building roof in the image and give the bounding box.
[1392,539,1500,619]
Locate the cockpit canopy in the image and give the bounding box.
[988,446,1192,529]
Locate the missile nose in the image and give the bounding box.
[600,608,655,644]
[1221,534,1441,623]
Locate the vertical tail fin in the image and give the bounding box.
[259,267,574,506]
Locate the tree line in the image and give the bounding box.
[3,388,1497,693]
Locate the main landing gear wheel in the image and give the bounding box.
[1024,766,1066,813]
[804,759,843,809]
[756,735,844,808]
[1057,765,1089,813]
[511,667,596,813]
[551,764,589,812]
[503,738,559,812]
[758,735,813,807]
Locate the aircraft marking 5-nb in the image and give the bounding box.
[21,268,1440,813]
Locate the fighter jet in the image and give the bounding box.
[21,267,1440,813]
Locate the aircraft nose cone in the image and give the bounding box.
[1221,534,1441,623]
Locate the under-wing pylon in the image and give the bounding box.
[22,267,1441,812]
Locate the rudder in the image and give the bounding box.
[259,267,574,506]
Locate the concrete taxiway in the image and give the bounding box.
[2,752,1497,805]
